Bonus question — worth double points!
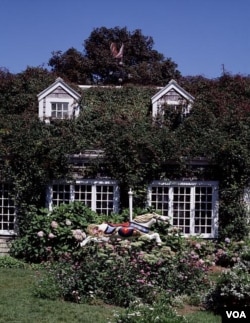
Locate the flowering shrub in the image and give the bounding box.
[10,202,102,262]
[9,201,250,310]
[214,239,246,267]
[34,239,210,307]
[204,262,250,312]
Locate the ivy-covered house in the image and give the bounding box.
[42,79,219,239]
[1,77,249,253]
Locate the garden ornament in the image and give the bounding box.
[80,213,169,246]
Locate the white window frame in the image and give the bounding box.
[147,180,219,238]
[51,101,69,119]
[0,183,16,235]
[47,179,120,215]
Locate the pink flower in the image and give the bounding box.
[48,233,56,239]
[51,221,58,229]
[72,229,86,241]
[195,243,201,249]
[37,231,44,238]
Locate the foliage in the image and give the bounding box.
[1,66,250,239]
[213,239,246,267]
[0,116,74,211]
[48,48,90,84]
[115,297,187,323]
[78,85,176,206]
[34,238,210,307]
[49,26,180,85]
[0,255,27,268]
[1,267,222,323]
[204,262,250,312]
[0,268,118,323]
[0,67,54,115]
[10,202,102,262]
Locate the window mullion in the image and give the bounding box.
[147,185,152,208]
[70,184,75,202]
[190,186,195,235]
[168,187,173,225]
[212,185,219,238]
[92,184,96,212]
[113,185,120,213]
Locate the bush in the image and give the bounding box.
[34,239,210,307]
[0,255,27,268]
[10,202,102,262]
[204,262,250,312]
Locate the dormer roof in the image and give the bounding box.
[37,77,81,101]
[151,79,194,105]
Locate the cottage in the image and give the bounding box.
[42,79,218,238]
[1,78,249,249]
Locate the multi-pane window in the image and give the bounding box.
[0,184,16,234]
[96,185,114,215]
[148,181,219,238]
[51,102,69,119]
[52,184,71,204]
[74,184,92,209]
[151,186,169,215]
[48,180,119,215]
[173,186,191,234]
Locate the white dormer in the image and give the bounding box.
[38,77,81,123]
[151,79,194,118]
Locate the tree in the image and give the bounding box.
[49,26,181,85]
[48,48,91,84]
[0,67,54,115]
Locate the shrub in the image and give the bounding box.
[34,239,210,307]
[10,202,101,262]
[0,255,27,268]
[214,239,246,267]
[204,262,250,312]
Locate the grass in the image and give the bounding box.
[0,267,222,323]
[0,268,120,323]
[186,310,221,323]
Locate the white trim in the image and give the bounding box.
[38,78,81,122]
[0,184,16,236]
[148,180,219,238]
[47,179,120,215]
[37,78,81,101]
[151,80,194,118]
[151,80,194,104]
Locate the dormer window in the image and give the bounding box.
[51,102,69,119]
[38,78,81,123]
[152,80,194,122]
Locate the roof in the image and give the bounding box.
[151,79,195,104]
[37,77,81,100]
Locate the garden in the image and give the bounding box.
[1,202,249,322]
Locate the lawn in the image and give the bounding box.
[0,268,120,323]
[0,267,221,323]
